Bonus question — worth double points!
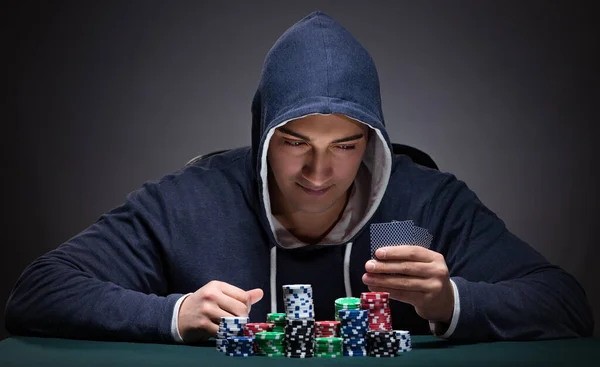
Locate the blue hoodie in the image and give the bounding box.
[5,11,593,343]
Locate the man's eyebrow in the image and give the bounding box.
[278,127,310,141]
[332,134,364,144]
[278,127,364,144]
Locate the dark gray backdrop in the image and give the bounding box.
[4,0,598,340]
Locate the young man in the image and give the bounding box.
[5,11,593,344]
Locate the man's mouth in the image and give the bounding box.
[297,183,331,196]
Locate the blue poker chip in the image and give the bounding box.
[341,325,368,331]
[344,342,368,348]
[342,321,369,326]
[220,317,249,324]
[228,336,254,343]
[338,309,367,318]
[344,351,367,357]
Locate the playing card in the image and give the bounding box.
[413,226,432,249]
[369,220,415,259]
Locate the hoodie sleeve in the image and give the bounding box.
[427,173,594,341]
[5,180,184,343]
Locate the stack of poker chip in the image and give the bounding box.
[315,321,340,338]
[334,297,361,321]
[338,309,368,357]
[314,337,343,358]
[216,317,248,353]
[396,330,412,353]
[267,313,286,333]
[243,323,274,353]
[284,318,315,358]
[360,292,392,331]
[282,284,315,358]
[367,330,398,357]
[254,331,285,357]
[283,284,314,319]
[225,336,254,357]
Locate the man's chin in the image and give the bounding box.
[293,200,338,214]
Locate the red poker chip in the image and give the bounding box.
[370,314,391,318]
[360,292,389,301]
[362,306,387,311]
[316,333,337,338]
[369,323,393,331]
[368,304,390,309]
[361,300,389,304]
[369,308,392,316]
[362,305,390,312]
[365,310,388,316]
[361,299,389,304]
[370,315,391,320]
[243,323,273,336]
[370,315,391,319]
[245,323,273,330]
[315,321,340,327]
[361,301,388,307]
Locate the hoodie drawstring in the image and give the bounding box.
[269,242,354,313]
[343,242,353,297]
[270,246,277,313]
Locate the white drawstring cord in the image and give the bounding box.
[343,242,353,297]
[270,246,277,313]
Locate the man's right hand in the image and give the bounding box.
[178,280,264,343]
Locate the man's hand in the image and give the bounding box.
[362,246,454,324]
[178,280,264,343]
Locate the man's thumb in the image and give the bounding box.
[247,288,264,305]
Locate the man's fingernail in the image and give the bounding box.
[366,261,376,271]
[376,249,386,259]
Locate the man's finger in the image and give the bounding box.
[219,282,251,304]
[375,245,435,262]
[362,273,434,292]
[365,259,431,276]
[367,285,423,306]
[216,293,251,317]
[247,288,264,305]
[208,308,235,327]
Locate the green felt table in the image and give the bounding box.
[0,335,598,366]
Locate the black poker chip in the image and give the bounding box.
[284,318,315,358]
[366,330,398,357]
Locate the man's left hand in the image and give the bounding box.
[362,246,454,324]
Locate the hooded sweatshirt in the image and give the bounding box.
[5,11,593,343]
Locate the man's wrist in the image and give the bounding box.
[429,279,460,338]
[171,293,193,343]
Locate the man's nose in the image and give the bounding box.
[302,151,333,187]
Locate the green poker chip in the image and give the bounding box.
[256,331,284,340]
[267,313,287,322]
[316,352,343,358]
[334,297,361,320]
[334,297,360,307]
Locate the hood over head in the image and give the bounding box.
[251,11,393,248]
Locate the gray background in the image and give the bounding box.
[4,0,598,340]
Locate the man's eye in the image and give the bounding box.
[337,145,356,150]
[284,140,305,147]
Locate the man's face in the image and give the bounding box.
[267,114,369,214]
